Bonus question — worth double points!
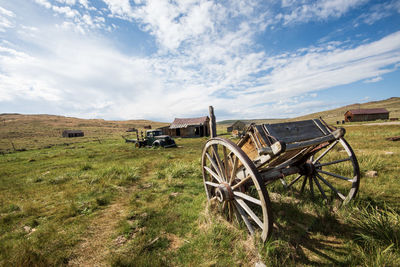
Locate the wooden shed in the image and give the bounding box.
[344,108,389,122]
[169,116,209,137]
[227,120,247,132]
[62,130,84,138]
[157,126,170,135]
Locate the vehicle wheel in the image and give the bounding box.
[152,141,160,148]
[282,138,360,205]
[201,137,273,241]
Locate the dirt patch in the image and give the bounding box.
[166,233,184,251]
[363,121,400,126]
[68,194,130,266]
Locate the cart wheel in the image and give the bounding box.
[283,138,360,205]
[201,137,273,241]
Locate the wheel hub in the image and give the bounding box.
[216,182,234,203]
[302,160,316,176]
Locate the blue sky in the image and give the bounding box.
[0,0,399,121]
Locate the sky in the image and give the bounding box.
[0,0,399,122]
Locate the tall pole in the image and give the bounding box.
[209,106,217,138]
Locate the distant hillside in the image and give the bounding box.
[218,97,400,126]
[218,118,284,125]
[0,114,168,152]
[289,97,400,124]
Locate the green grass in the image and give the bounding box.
[1,123,400,266]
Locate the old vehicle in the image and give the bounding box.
[124,129,177,148]
[202,107,360,241]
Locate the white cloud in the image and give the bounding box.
[356,0,400,25]
[364,76,382,83]
[0,6,16,17]
[278,0,367,24]
[56,0,76,5]
[52,5,79,18]
[102,0,134,20]
[0,6,16,32]
[1,1,400,120]
[130,0,216,50]
[34,0,52,9]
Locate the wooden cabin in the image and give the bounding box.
[344,108,389,122]
[169,116,210,137]
[227,120,247,132]
[62,130,84,138]
[157,126,170,135]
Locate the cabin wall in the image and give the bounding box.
[345,112,389,122]
[169,125,209,137]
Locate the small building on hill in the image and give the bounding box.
[169,116,209,137]
[62,130,84,138]
[344,108,389,122]
[126,127,137,132]
[227,121,247,132]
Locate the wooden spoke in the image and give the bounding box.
[309,176,314,199]
[299,138,360,204]
[222,201,227,212]
[300,175,307,193]
[313,140,339,164]
[315,173,346,200]
[201,137,272,241]
[223,146,230,180]
[233,191,262,206]
[235,199,264,230]
[286,174,303,189]
[203,166,223,184]
[317,169,354,182]
[210,196,217,202]
[205,152,224,181]
[229,155,239,185]
[212,145,226,181]
[234,201,254,234]
[228,202,233,221]
[312,176,327,200]
[204,181,220,188]
[232,175,251,190]
[314,157,351,167]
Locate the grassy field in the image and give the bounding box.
[1,118,400,266]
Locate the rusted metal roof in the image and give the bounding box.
[169,116,209,129]
[347,108,389,115]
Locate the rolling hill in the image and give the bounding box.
[0,114,168,152]
[218,97,400,126]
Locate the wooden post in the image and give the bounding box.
[209,106,217,138]
[10,140,16,151]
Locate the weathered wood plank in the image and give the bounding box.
[263,120,328,143]
[209,106,217,138]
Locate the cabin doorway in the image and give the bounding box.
[200,126,204,137]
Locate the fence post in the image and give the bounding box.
[209,106,217,138]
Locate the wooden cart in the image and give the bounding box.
[201,107,360,241]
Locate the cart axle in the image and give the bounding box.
[216,182,234,202]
